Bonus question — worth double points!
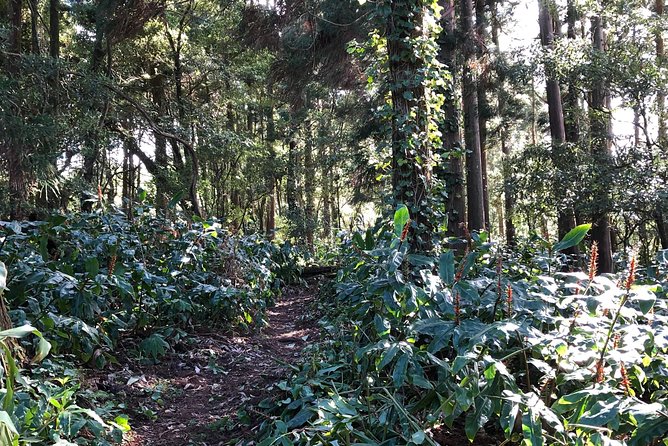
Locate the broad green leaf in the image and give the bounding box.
[378,344,400,370]
[85,257,99,276]
[168,190,186,209]
[0,324,37,339]
[33,336,52,363]
[394,204,410,238]
[411,430,426,444]
[553,224,591,252]
[352,232,365,249]
[0,411,17,435]
[286,408,314,429]
[392,353,409,388]
[439,250,455,285]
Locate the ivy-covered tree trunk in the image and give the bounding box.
[438,0,466,238]
[386,0,432,250]
[590,14,614,273]
[461,0,486,231]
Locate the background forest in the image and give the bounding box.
[1,0,668,445]
[0,0,665,260]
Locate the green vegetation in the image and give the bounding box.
[258,207,668,445]
[0,205,299,444]
[1,0,667,444]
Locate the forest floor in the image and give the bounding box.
[88,280,320,446]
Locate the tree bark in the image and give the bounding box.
[476,0,491,230]
[461,0,486,231]
[6,0,29,220]
[590,15,614,273]
[538,0,577,255]
[265,94,277,238]
[304,119,315,252]
[151,70,169,210]
[656,0,667,248]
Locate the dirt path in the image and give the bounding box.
[92,281,319,446]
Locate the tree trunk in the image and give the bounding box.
[590,15,614,273]
[538,0,577,254]
[439,0,466,238]
[265,95,277,238]
[476,0,490,230]
[656,0,667,248]
[29,0,39,54]
[304,120,315,252]
[461,0,486,231]
[287,136,298,227]
[151,70,169,210]
[6,0,29,220]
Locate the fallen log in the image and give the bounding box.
[301,265,339,278]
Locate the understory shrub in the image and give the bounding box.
[258,208,668,446]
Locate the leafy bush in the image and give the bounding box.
[258,209,668,446]
[0,207,302,444]
[1,208,299,365]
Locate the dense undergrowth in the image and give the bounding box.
[258,207,668,446]
[0,207,299,445]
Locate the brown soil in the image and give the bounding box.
[88,281,319,446]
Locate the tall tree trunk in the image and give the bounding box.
[151,69,169,210]
[539,0,577,254]
[265,94,277,238]
[6,0,29,220]
[590,14,614,273]
[461,0,486,231]
[655,0,668,248]
[304,120,315,252]
[439,0,466,238]
[29,0,39,54]
[321,145,332,240]
[476,0,490,230]
[287,136,298,231]
[48,0,60,117]
[564,0,580,144]
[491,0,516,245]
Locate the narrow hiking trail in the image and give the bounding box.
[90,281,319,446]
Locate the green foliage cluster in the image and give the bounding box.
[0,207,301,444]
[257,208,668,445]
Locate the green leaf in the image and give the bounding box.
[439,250,455,285]
[411,430,426,444]
[85,257,99,276]
[286,408,314,429]
[140,333,169,360]
[0,262,6,290]
[392,353,409,388]
[353,232,365,249]
[378,344,400,370]
[394,204,410,238]
[33,336,52,363]
[0,324,37,339]
[168,190,186,209]
[553,224,591,252]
